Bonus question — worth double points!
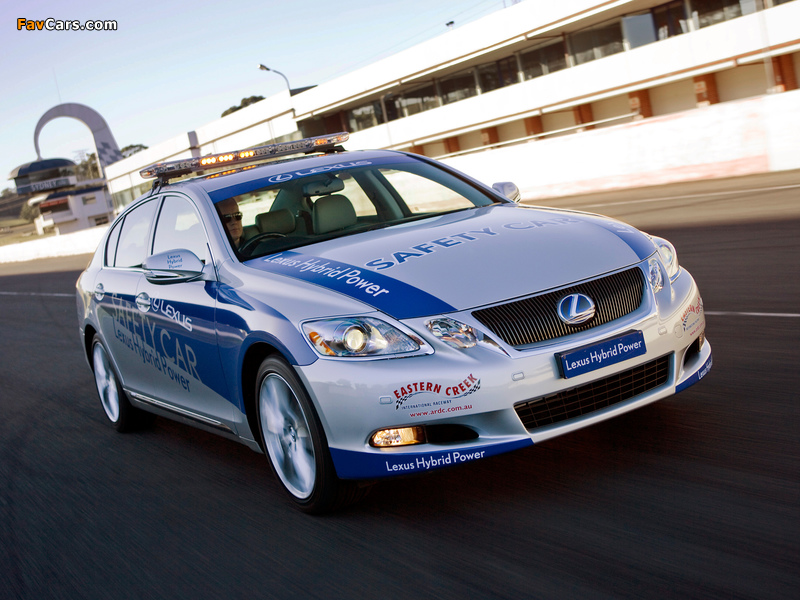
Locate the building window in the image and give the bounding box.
[477,56,519,93]
[39,198,70,214]
[622,13,658,49]
[346,101,384,132]
[568,19,625,66]
[653,1,689,40]
[691,0,756,29]
[397,83,439,116]
[439,68,478,105]
[94,215,109,226]
[82,194,96,205]
[520,40,568,80]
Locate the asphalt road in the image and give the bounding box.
[1,175,798,599]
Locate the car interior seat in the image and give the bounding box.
[312,194,357,234]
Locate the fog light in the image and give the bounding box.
[370,426,426,447]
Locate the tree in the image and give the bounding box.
[221,95,264,118]
[121,143,148,158]
[19,201,39,222]
[73,150,101,181]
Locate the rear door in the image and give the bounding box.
[94,198,158,394]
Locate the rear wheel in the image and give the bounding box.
[91,335,151,432]
[256,357,368,513]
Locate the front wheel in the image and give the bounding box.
[256,357,368,513]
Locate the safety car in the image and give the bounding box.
[76,133,712,512]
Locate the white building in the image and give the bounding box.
[106,0,800,207]
[10,158,114,235]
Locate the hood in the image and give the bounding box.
[248,204,656,319]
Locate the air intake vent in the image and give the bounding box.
[514,355,670,430]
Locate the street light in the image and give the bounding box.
[258,64,291,93]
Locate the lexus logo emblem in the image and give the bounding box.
[557,293,596,325]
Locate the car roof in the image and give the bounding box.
[164,148,417,203]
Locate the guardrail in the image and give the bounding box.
[433,112,640,160]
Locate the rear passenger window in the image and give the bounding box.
[114,200,158,268]
[105,219,122,266]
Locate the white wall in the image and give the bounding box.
[443,90,800,200]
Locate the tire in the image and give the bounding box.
[91,334,151,432]
[255,356,368,514]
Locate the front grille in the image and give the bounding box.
[514,355,670,430]
[473,267,645,347]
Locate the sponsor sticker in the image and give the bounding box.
[252,251,456,319]
[391,374,481,417]
[556,330,646,379]
[329,438,534,479]
[676,353,712,393]
[681,296,704,337]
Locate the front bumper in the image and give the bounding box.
[296,268,712,480]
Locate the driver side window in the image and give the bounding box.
[151,196,209,263]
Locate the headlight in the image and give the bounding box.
[651,236,679,280]
[426,317,477,348]
[648,257,663,293]
[425,317,506,354]
[303,317,421,357]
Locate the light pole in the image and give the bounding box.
[258,64,291,93]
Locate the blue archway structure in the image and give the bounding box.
[33,103,123,170]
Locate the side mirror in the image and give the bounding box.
[143,249,205,284]
[492,182,521,203]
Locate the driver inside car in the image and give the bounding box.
[217,197,243,247]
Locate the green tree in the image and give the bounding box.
[73,150,101,181]
[221,95,264,118]
[121,143,148,158]
[19,201,39,222]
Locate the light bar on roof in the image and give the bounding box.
[139,132,350,180]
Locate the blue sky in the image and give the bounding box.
[1,0,511,190]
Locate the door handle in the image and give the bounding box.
[135,292,151,312]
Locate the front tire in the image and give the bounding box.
[256,357,367,513]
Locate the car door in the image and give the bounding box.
[133,194,234,431]
[94,198,158,395]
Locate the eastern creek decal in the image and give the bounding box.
[255,251,455,320]
[681,295,704,336]
[392,373,480,417]
[365,217,580,270]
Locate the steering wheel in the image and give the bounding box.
[239,231,286,255]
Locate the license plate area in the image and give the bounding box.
[556,330,646,379]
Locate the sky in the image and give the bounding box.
[1,0,515,191]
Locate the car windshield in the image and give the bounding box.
[213,159,501,260]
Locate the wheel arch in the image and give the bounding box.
[83,323,98,366]
[241,341,285,450]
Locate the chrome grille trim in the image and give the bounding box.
[472,267,645,347]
